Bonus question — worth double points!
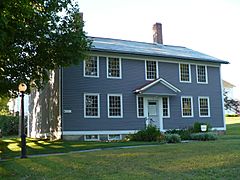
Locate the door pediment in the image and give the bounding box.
[134,78,181,96]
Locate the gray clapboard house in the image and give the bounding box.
[28,23,228,141]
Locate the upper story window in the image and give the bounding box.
[107,57,121,79]
[181,96,193,117]
[197,65,208,84]
[162,97,170,118]
[137,96,144,118]
[84,93,100,118]
[198,97,210,117]
[179,64,191,83]
[108,94,123,118]
[84,56,99,77]
[145,60,158,80]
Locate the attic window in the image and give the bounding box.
[84,56,99,77]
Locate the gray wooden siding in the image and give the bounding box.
[62,56,224,131]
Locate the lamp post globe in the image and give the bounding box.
[19,83,27,158]
[18,83,27,92]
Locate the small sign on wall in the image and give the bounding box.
[63,110,72,114]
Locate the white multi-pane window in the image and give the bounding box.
[84,93,100,118]
[162,97,170,118]
[197,65,208,83]
[145,60,158,80]
[84,56,99,77]
[108,94,123,118]
[198,97,210,117]
[137,96,144,117]
[179,64,191,82]
[181,96,193,117]
[84,135,99,141]
[107,57,121,78]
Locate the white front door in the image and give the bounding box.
[147,100,160,129]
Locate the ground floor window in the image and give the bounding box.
[84,93,100,118]
[108,94,123,118]
[181,96,193,117]
[108,134,122,141]
[84,135,99,141]
[162,97,170,118]
[137,96,144,117]
[198,97,210,117]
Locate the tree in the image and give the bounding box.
[224,91,240,114]
[0,0,91,97]
[0,96,10,115]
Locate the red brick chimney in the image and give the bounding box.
[153,23,163,44]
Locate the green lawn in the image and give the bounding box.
[1,119,240,179]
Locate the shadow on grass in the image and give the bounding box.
[1,137,158,159]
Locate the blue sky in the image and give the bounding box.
[78,0,240,98]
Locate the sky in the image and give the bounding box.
[78,0,240,99]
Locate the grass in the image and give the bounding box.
[1,118,239,179]
[0,138,158,159]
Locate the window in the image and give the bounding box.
[179,64,191,82]
[107,57,121,78]
[108,94,123,118]
[162,97,170,118]
[84,56,99,77]
[198,97,210,117]
[84,135,99,141]
[197,65,208,83]
[108,134,122,141]
[84,94,100,118]
[137,96,144,117]
[145,60,158,80]
[181,96,193,117]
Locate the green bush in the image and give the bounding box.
[193,122,211,133]
[225,114,239,117]
[190,132,218,141]
[165,129,193,140]
[164,134,181,143]
[0,115,19,136]
[129,125,162,142]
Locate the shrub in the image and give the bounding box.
[225,114,239,117]
[190,132,218,141]
[129,125,162,142]
[0,115,19,136]
[164,134,181,143]
[193,122,211,133]
[165,129,193,140]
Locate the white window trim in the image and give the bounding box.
[84,93,100,118]
[136,96,145,118]
[181,96,194,118]
[145,60,159,81]
[198,96,210,117]
[83,56,99,78]
[179,63,191,83]
[196,65,208,84]
[162,97,170,118]
[107,94,123,118]
[108,134,122,141]
[84,135,100,141]
[106,57,122,79]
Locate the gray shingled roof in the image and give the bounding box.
[90,37,228,64]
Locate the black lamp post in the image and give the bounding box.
[18,83,27,158]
